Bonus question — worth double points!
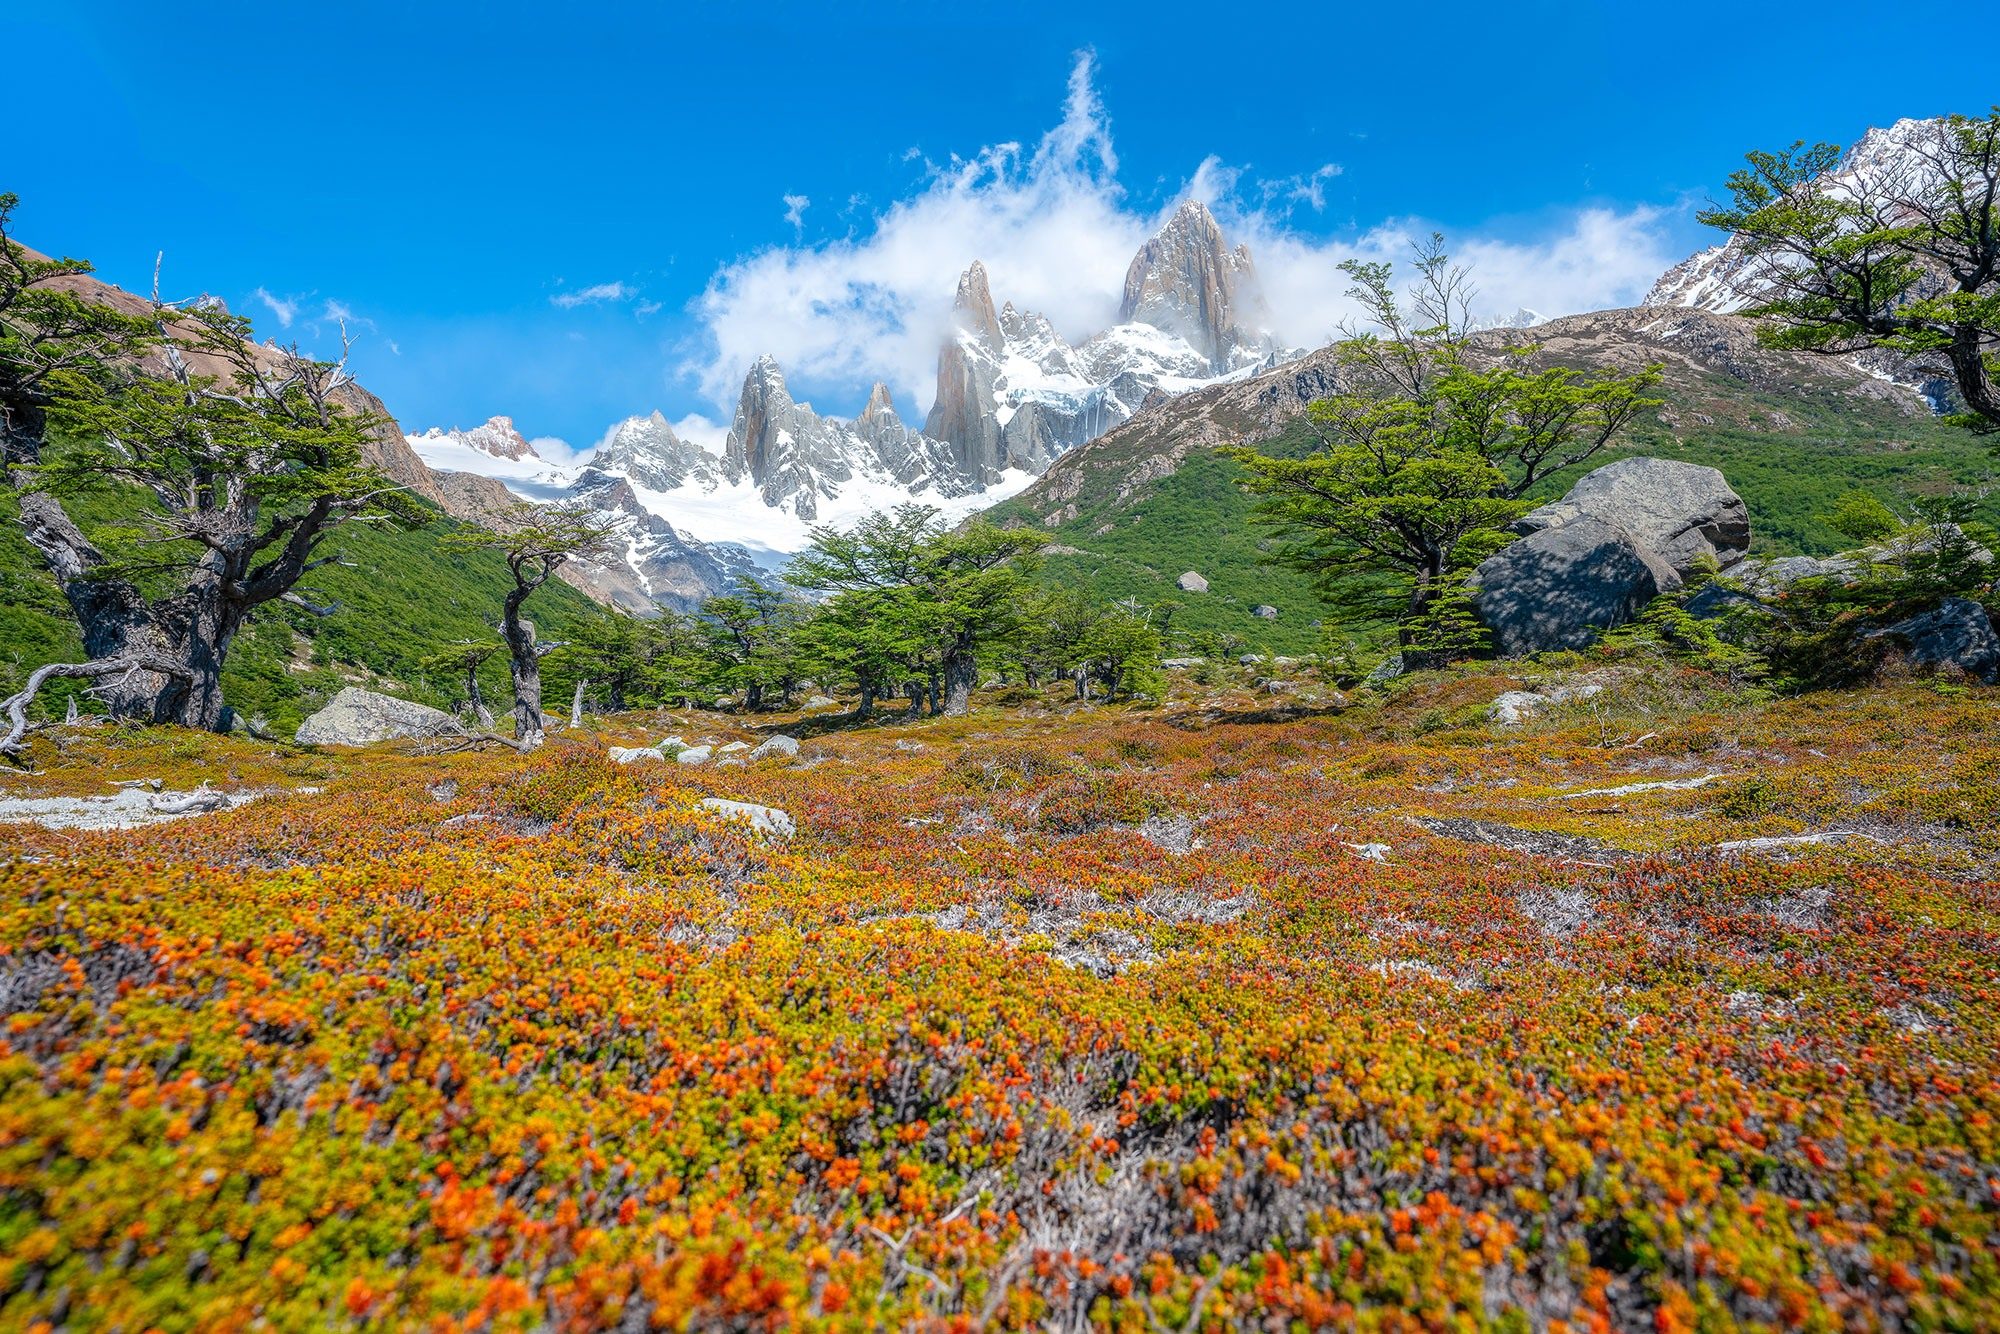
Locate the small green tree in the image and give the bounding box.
[1699,110,1999,432]
[700,578,810,710]
[788,505,1044,716]
[1224,238,1660,666]
[1081,604,1163,700]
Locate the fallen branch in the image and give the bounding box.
[1,653,192,757]
[412,725,536,755]
[147,783,231,815]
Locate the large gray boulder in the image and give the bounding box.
[1866,597,2000,684]
[295,687,456,746]
[1513,458,1749,576]
[1473,517,1682,656]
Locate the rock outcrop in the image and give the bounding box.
[1474,517,1684,657]
[1867,597,2000,684]
[295,687,456,746]
[1511,458,1750,577]
[1474,457,1752,656]
[725,356,969,521]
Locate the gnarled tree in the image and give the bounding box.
[1,193,420,747]
[450,501,613,748]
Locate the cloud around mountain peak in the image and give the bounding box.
[680,52,1682,423]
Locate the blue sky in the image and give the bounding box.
[7,2,1993,452]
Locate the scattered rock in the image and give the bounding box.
[1160,657,1205,669]
[676,745,713,765]
[750,734,800,760]
[1362,655,1405,687]
[1488,679,1606,726]
[1251,604,1279,620]
[1176,570,1209,593]
[608,746,663,764]
[699,798,795,838]
[294,687,456,746]
[1865,596,2000,684]
[1345,842,1392,862]
[802,695,838,710]
[717,741,751,754]
[427,778,460,801]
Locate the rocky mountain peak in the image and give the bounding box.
[861,382,899,423]
[1118,200,1269,374]
[591,410,720,494]
[951,261,1004,351]
[466,415,537,461]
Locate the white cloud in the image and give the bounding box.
[670,412,730,453]
[318,299,376,335]
[551,281,633,309]
[527,434,584,466]
[782,193,810,232]
[681,51,1685,419]
[1259,162,1342,213]
[250,286,299,328]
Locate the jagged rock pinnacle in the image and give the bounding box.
[952,261,1004,351]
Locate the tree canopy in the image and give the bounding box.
[1225,238,1660,661]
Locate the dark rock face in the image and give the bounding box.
[1867,597,2000,684]
[1473,517,1682,657]
[1512,458,1750,577]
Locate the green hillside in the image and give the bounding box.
[0,488,605,737]
[992,361,2000,654]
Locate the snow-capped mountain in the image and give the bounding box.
[414,199,1298,612]
[411,416,762,613]
[1643,116,1960,412]
[924,201,1292,483]
[1645,117,1949,313]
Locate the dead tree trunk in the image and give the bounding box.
[465,665,495,730]
[569,678,586,728]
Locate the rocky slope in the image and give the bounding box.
[1005,305,1939,530]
